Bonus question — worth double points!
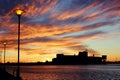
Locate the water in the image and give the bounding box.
[6,64,120,80]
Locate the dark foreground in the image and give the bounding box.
[0,68,21,80]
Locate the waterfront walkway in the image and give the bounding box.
[0,68,19,80]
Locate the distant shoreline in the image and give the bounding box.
[0,61,120,66]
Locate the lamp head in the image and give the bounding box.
[15,9,24,15]
[3,42,6,45]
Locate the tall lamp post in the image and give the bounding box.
[15,9,23,80]
[3,42,6,71]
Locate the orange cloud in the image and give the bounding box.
[12,0,58,17]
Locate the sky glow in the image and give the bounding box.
[0,0,120,62]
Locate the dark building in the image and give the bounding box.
[52,51,107,64]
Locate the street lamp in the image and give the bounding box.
[15,9,24,80]
[3,42,6,71]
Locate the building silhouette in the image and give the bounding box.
[52,51,107,64]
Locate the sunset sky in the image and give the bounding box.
[0,0,120,62]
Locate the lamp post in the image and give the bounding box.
[15,9,23,79]
[3,42,6,71]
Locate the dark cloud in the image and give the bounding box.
[71,31,105,39]
[0,0,29,15]
[67,45,88,51]
[21,36,54,43]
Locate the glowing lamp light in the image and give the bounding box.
[15,9,24,15]
[3,42,6,45]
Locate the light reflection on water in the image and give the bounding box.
[7,65,120,80]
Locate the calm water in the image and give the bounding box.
[6,64,120,80]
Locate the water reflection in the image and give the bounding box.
[6,65,120,80]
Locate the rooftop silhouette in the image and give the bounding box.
[52,51,107,65]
